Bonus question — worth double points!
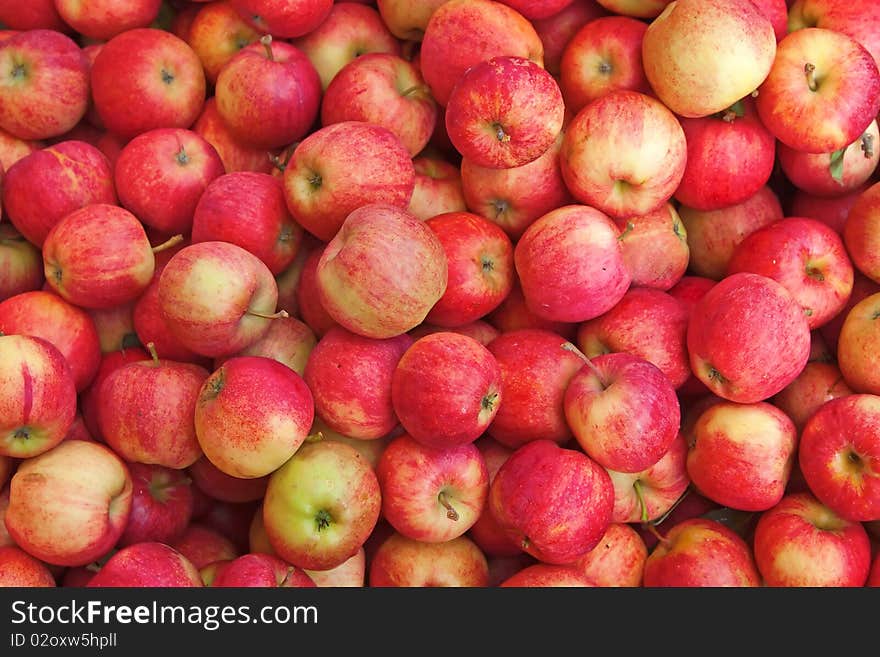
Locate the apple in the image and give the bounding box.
[88,302,138,354]
[0,289,101,393]
[595,0,671,18]
[0,30,89,141]
[369,532,489,587]
[790,182,869,236]
[79,346,151,442]
[0,485,11,548]
[115,128,225,237]
[294,247,339,339]
[91,28,206,140]
[195,355,314,479]
[642,517,761,586]
[315,203,447,339]
[375,0,453,42]
[263,440,381,571]
[2,139,116,248]
[212,553,315,587]
[5,440,132,567]
[0,224,43,302]
[843,181,880,283]
[214,315,316,377]
[96,346,209,469]
[466,437,520,558]
[572,522,647,587]
[753,491,871,586]
[321,53,437,158]
[391,332,502,449]
[306,418,392,471]
[214,36,321,151]
[755,28,880,154]
[376,434,488,543]
[498,0,575,20]
[419,0,544,107]
[410,320,500,347]
[117,463,194,547]
[514,204,630,323]
[230,0,332,39]
[559,15,649,114]
[559,90,687,219]
[304,548,366,587]
[788,0,880,70]
[188,456,269,504]
[408,154,467,221]
[0,334,77,459]
[87,542,203,587]
[290,2,401,90]
[282,122,415,243]
[54,0,162,41]
[837,292,880,393]
[445,56,564,170]
[192,97,277,174]
[500,564,596,587]
[486,279,577,341]
[192,171,303,276]
[490,439,614,564]
[0,545,55,587]
[686,272,812,403]
[186,0,261,84]
[531,0,609,77]
[642,0,776,118]
[171,523,240,570]
[799,394,880,522]
[772,360,854,432]
[615,203,689,291]
[0,0,69,32]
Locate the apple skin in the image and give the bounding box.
[788,0,880,72]
[304,547,366,587]
[445,56,565,170]
[532,0,609,77]
[790,182,868,236]
[572,522,647,587]
[0,30,89,141]
[88,302,138,354]
[500,564,596,587]
[88,542,203,587]
[595,0,671,18]
[54,0,162,41]
[376,434,489,543]
[687,401,798,512]
[214,315,316,378]
[117,463,194,548]
[642,517,762,587]
[843,181,880,283]
[192,97,276,174]
[559,90,687,219]
[212,553,316,587]
[467,437,521,557]
[614,203,689,291]
[0,0,69,32]
[189,456,269,504]
[837,292,880,393]
[756,27,880,154]
[560,15,649,114]
[171,523,240,570]
[192,172,303,276]
[283,122,416,243]
[486,279,577,341]
[0,224,44,301]
[771,361,854,432]
[753,491,872,586]
[97,355,209,469]
[322,53,437,158]
[391,332,502,449]
[115,128,225,237]
[514,204,630,323]
[486,329,584,448]
[195,356,314,479]
[419,0,544,107]
[304,327,412,440]
[673,96,777,212]
[231,0,333,39]
[0,289,101,393]
[410,320,501,348]
[79,347,151,442]
[565,352,681,473]
[798,394,880,522]
[2,139,116,248]
[686,272,812,403]
[408,154,467,221]
[156,240,281,358]
[369,532,489,587]
[186,0,261,84]
[5,440,133,567]
[42,204,156,310]
[214,38,322,151]
[376,0,453,42]
[641,0,776,119]
[263,441,382,571]
[0,334,77,459]
[316,203,447,340]
[490,439,614,565]
[295,247,340,339]
[0,545,55,587]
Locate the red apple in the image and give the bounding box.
[0,0,69,32]
[466,437,520,557]
[54,0,162,41]
[186,0,261,84]
[500,563,596,587]
[375,0,453,42]
[486,279,578,341]
[790,182,868,236]
[369,532,489,587]
[572,522,647,587]
[295,247,340,339]
[79,346,151,442]
[171,523,239,570]
[843,181,880,283]
[0,224,44,301]
[410,320,500,347]
[595,0,671,18]
[214,315,316,377]
[772,360,854,432]
[212,553,315,587]
[0,545,55,587]
[117,463,194,547]
[88,302,138,354]
[87,542,202,587]
[408,154,467,221]
[189,456,269,504]
[192,97,276,174]
[532,0,609,77]
[615,203,689,290]
[788,0,880,71]
[837,292,880,393]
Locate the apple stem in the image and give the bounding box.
[617,221,635,241]
[437,491,459,521]
[260,34,274,61]
[145,341,160,365]
[561,342,609,388]
[804,62,818,92]
[644,522,671,547]
[246,308,289,320]
[151,234,184,254]
[305,430,325,443]
[861,132,875,159]
[633,479,652,524]
[399,84,430,99]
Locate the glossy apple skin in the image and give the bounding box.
[727,217,855,330]
[687,272,811,403]
[514,204,630,323]
[80,347,151,442]
[212,553,316,587]
[467,437,521,558]
[753,491,872,586]
[798,394,880,522]
[565,352,680,473]
[391,332,502,449]
[231,0,332,39]
[2,140,116,248]
[117,463,194,548]
[368,532,489,587]
[615,203,689,291]
[215,315,316,377]
[0,334,77,459]
[0,30,89,141]
[486,329,584,448]
[55,0,161,41]
[788,0,880,69]
[5,440,133,567]
[376,434,489,543]
[263,441,382,571]
[408,154,467,221]
[0,0,69,32]
[186,1,261,84]
[837,292,880,393]
[500,564,596,587]
[771,361,853,432]
[642,518,761,587]
[87,542,203,587]
[843,181,880,284]
[0,545,55,587]
[572,522,647,587]
[192,97,276,174]
[188,456,268,504]
[91,28,206,140]
[171,523,240,570]
[490,439,614,565]
[791,183,867,236]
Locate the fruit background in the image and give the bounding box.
[1,0,879,588]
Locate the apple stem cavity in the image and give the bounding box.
[561,342,609,388]
[246,308,289,320]
[151,234,185,254]
[437,490,459,521]
[315,509,332,532]
[260,34,275,61]
[493,123,511,143]
[804,63,818,92]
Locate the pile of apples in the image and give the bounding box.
[1,0,880,589]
